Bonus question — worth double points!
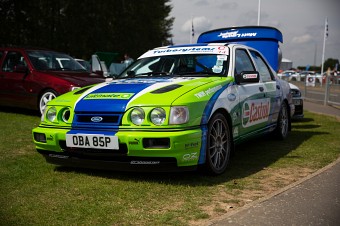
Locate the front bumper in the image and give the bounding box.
[292,98,304,119]
[32,126,203,172]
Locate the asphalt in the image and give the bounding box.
[208,100,340,226]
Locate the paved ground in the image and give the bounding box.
[208,100,340,226]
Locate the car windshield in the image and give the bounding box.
[27,50,86,71]
[118,54,229,78]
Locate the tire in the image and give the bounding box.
[205,113,231,175]
[274,102,289,140]
[39,90,58,115]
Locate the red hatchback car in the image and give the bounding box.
[0,47,105,114]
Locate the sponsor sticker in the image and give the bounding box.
[194,85,222,99]
[242,99,270,127]
[84,93,134,100]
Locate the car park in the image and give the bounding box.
[289,83,304,118]
[0,47,106,114]
[32,26,294,175]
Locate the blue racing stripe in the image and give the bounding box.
[198,83,233,164]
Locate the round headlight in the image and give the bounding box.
[61,108,71,123]
[150,108,166,125]
[46,107,57,122]
[130,107,145,125]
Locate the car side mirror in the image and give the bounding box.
[235,71,260,84]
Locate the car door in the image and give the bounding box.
[233,48,269,139]
[0,50,31,107]
[250,50,281,126]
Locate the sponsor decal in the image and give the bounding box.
[218,30,257,39]
[242,99,270,127]
[48,154,69,159]
[140,46,230,58]
[243,73,258,79]
[84,93,134,100]
[194,85,222,98]
[182,152,198,161]
[128,138,140,145]
[153,47,216,54]
[185,141,199,149]
[130,161,160,165]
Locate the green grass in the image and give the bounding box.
[0,109,339,225]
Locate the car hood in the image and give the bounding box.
[56,77,226,113]
[42,70,106,86]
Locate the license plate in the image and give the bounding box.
[66,134,118,149]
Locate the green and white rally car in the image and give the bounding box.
[32,27,294,175]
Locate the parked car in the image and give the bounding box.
[32,42,294,175]
[289,83,304,118]
[277,70,299,81]
[75,59,91,72]
[0,47,106,114]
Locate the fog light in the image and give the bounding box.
[34,132,46,143]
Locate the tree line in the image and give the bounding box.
[0,0,174,61]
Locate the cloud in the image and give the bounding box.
[292,34,313,44]
[181,16,213,34]
[219,2,238,9]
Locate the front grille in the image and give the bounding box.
[72,112,122,129]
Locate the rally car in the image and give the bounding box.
[32,27,294,175]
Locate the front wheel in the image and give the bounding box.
[39,90,58,115]
[274,102,289,140]
[205,113,232,175]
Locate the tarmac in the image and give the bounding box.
[208,100,340,226]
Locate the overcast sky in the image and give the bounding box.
[169,0,340,68]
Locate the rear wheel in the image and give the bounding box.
[275,102,289,140]
[39,90,57,115]
[205,113,231,175]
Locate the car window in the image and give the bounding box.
[235,49,255,75]
[1,51,27,72]
[27,50,85,71]
[118,54,228,78]
[250,50,274,82]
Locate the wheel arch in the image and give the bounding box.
[210,108,235,151]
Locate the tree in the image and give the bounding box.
[323,58,339,72]
[0,0,174,61]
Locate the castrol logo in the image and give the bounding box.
[242,99,270,127]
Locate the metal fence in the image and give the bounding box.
[288,78,340,106]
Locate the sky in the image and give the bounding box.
[169,0,340,68]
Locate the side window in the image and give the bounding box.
[235,49,255,75]
[2,51,27,72]
[250,50,273,82]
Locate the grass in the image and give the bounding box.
[0,108,339,225]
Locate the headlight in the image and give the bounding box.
[61,108,71,123]
[131,107,145,125]
[150,108,166,125]
[46,107,57,122]
[169,106,189,125]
